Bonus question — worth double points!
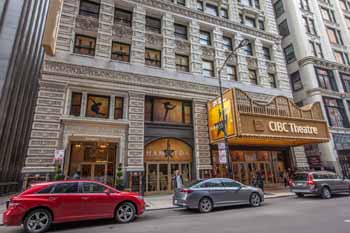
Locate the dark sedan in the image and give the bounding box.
[173,178,264,213]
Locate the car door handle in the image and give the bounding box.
[48,197,57,201]
[81,197,89,200]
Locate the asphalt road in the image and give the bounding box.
[1,195,350,233]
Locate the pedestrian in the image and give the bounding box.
[256,171,264,192]
[72,171,81,180]
[283,171,289,188]
[251,175,257,187]
[172,170,184,190]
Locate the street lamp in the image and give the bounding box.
[217,38,250,178]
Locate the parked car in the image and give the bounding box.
[173,178,264,213]
[289,171,350,199]
[3,180,145,233]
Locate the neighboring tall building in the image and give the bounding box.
[0,0,49,194]
[22,0,329,193]
[273,0,350,176]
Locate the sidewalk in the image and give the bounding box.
[0,195,11,225]
[145,190,294,211]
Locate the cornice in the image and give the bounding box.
[298,56,350,73]
[129,0,280,42]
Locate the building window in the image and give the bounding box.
[223,36,233,50]
[220,8,229,19]
[345,16,350,29]
[309,41,323,58]
[340,0,349,11]
[205,3,219,16]
[258,20,265,31]
[79,0,100,18]
[315,67,337,91]
[299,0,310,11]
[244,42,254,56]
[263,47,271,60]
[145,48,161,67]
[111,42,130,62]
[274,0,284,18]
[197,0,204,11]
[340,73,350,92]
[334,50,350,65]
[290,71,303,91]
[278,20,290,38]
[327,27,343,45]
[114,8,132,27]
[268,73,277,88]
[302,17,317,35]
[226,65,237,80]
[146,16,161,33]
[249,69,258,85]
[323,97,349,128]
[86,95,110,119]
[74,35,96,56]
[202,60,214,77]
[284,44,296,64]
[174,23,187,40]
[200,30,211,46]
[320,7,336,23]
[176,0,186,6]
[240,0,253,7]
[245,16,256,28]
[114,97,124,119]
[254,0,260,9]
[176,54,189,72]
[70,92,82,116]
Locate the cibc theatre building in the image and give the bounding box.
[208,89,330,187]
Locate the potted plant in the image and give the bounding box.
[115,163,124,190]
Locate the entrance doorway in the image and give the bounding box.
[144,138,193,194]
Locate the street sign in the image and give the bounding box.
[54,149,65,160]
[218,143,227,164]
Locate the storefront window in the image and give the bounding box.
[86,95,110,118]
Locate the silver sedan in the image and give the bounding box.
[173,178,264,213]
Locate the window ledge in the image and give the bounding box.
[61,115,129,126]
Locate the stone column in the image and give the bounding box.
[130,5,145,65]
[255,39,269,87]
[56,0,79,52]
[127,92,145,172]
[264,0,278,34]
[189,20,202,75]
[273,41,291,93]
[95,0,114,58]
[235,34,249,83]
[228,0,240,22]
[163,12,176,71]
[213,28,227,79]
[193,101,212,179]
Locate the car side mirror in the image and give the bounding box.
[104,188,111,194]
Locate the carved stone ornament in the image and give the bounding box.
[175,39,191,53]
[246,56,258,68]
[145,33,163,48]
[75,15,99,33]
[266,61,276,73]
[113,24,132,41]
[201,46,215,58]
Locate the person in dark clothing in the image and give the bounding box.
[172,170,184,190]
[256,171,264,192]
[72,171,81,180]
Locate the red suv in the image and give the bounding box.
[3,180,145,233]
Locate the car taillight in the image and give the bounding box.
[180,189,193,194]
[307,174,315,185]
[288,179,294,186]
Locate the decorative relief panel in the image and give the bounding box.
[112,24,132,41]
[75,15,99,33]
[201,46,215,59]
[145,33,163,48]
[246,56,258,69]
[175,40,191,54]
[266,61,276,74]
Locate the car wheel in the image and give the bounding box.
[23,209,52,233]
[249,192,261,207]
[198,197,213,213]
[321,187,332,199]
[296,193,304,198]
[115,202,136,223]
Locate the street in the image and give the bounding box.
[1,195,350,233]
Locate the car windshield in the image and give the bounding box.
[293,173,308,181]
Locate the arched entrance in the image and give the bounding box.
[144,138,193,194]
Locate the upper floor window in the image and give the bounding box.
[220,8,229,19]
[341,73,350,92]
[240,0,253,7]
[320,7,336,23]
[299,0,310,11]
[315,67,337,91]
[248,69,258,85]
[245,16,256,28]
[223,36,233,50]
[79,0,100,18]
[345,16,350,29]
[176,0,186,6]
[334,50,350,65]
[74,35,96,56]
[202,60,214,77]
[258,20,265,31]
[226,65,237,80]
[197,0,204,11]
[86,95,110,119]
[111,42,130,62]
[268,73,277,88]
[114,97,124,119]
[309,41,323,58]
[323,97,349,128]
[146,16,161,33]
[206,3,218,16]
[278,19,290,38]
[254,0,260,9]
[200,30,211,46]
[244,42,254,56]
[274,0,284,18]
[284,44,296,64]
[327,27,343,45]
[263,47,271,60]
[114,8,132,27]
[174,23,188,40]
[70,92,82,116]
[290,71,303,91]
[145,48,161,67]
[302,17,317,35]
[340,0,349,11]
[176,54,190,72]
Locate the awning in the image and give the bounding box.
[208,89,330,147]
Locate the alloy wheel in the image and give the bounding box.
[116,203,136,223]
[250,193,261,207]
[199,198,213,213]
[321,187,331,199]
[25,210,51,233]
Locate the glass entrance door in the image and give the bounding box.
[80,162,108,183]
